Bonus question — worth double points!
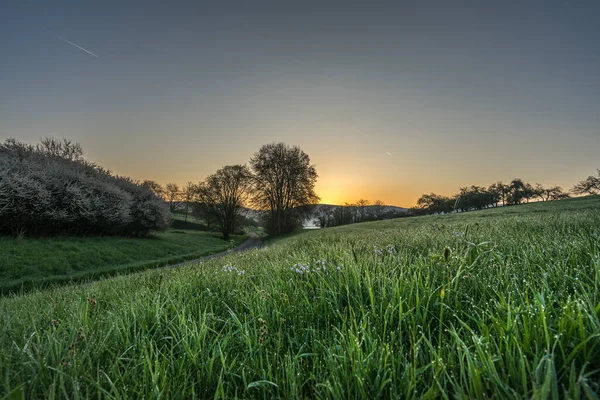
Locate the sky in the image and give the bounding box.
[1,1,599,206]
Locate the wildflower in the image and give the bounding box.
[291,262,311,273]
[220,263,246,276]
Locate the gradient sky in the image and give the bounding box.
[1,1,599,206]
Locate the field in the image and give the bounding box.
[1,196,599,398]
[0,229,244,294]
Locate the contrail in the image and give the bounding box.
[56,35,99,58]
[386,152,392,156]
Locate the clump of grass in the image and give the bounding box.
[0,197,599,398]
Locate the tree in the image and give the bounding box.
[415,193,453,215]
[507,178,527,205]
[250,143,319,235]
[0,138,169,237]
[193,202,219,230]
[535,184,570,201]
[165,183,180,211]
[488,182,506,207]
[456,186,494,211]
[141,180,165,200]
[488,182,512,206]
[374,200,385,206]
[195,165,252,240]
[523,183,536,203]
[571,170,600,195]
[182,182,195,222]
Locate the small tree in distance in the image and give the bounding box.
[165,183,180,211]
[535,184,570,202]
[571,170,600,195]
[182,182,195,222]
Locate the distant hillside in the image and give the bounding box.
[313,204,408,214]
[305,203,409,228]
[173,203,409,228]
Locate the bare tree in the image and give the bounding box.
[571,170,600,195]
[250,143,319,235]
[165,183,180,211]
[374,200,385,206]
[182,182,195,222]
[539,186,570,201]
[195,165,252,239]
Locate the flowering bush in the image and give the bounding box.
[0,138,169,237]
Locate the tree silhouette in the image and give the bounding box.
[250,143,319,235]
[571,170,600,195]
[165,183,180,211]
[535,184,570,201]
[415,193,453,215]
[195,165,252,240]
[507,179,527,205]
[182,182,195,222]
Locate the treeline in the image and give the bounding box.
[412,178,573,215]
[0,138,169,237]
[314,200,407,228]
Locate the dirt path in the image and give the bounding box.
[165,232,263,269]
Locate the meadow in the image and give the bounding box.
[0,229,243,294]
[1,196,599,398]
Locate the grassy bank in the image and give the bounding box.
[0,230,244,294]
[0,196,599,398]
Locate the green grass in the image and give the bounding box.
[1,196,599,398]
[244,225,267,238]
[169,213,209,231]
[0,230,244,294]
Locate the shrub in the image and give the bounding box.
[0,138,169,237]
